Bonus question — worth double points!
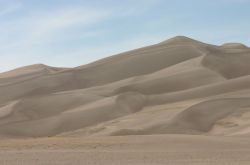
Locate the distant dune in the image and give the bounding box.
[0,36,250,138]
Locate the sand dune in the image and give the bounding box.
[0,36,250,138]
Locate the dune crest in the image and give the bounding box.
[221,43,249,49]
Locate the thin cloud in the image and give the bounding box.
[219,0,250,3]
[0,2,22,17]
[2,7,110,48]
[0,5,112,72]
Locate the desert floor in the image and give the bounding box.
[0,135,250,165]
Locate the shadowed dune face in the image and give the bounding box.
[0,36,250,138]
[146,98,250,135]
[202,52,250,78]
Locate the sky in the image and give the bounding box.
[0,0,249,72]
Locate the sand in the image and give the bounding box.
[1,135,250,165]
[0,36,250,164]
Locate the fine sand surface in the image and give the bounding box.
[1,36,250,164]
[1,135,250,165]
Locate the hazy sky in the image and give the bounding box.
[0,0,249,72]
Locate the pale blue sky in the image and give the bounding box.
[0,0,249,72]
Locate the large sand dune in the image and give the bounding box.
[0,36,250,138]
